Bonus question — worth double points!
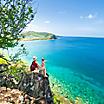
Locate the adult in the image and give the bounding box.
[30,56,40,73]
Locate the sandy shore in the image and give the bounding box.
[19,37,56,41]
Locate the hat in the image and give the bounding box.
[33,56,37,59]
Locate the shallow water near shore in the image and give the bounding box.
[19,37,104,103]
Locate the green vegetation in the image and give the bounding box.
[6,60,28,81]
[0,0,35,80]
[0,0,35,49]
[21,31,57,40]
[0,55,28,81]
[0,58,8,64]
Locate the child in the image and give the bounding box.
[41,57,47,77]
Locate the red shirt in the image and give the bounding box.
[32,61,38,68]
[30,61,39,71]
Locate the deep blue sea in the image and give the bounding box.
[21,37,104,103]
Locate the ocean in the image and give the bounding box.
[20,37,104,103]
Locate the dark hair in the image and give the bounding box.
[42,58,45,61]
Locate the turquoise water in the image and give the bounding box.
[21,37,104,103]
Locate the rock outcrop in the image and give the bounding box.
[0,72,54,104]
[18,72,53,104]
[0,75,17,90]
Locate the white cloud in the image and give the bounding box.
[87,14,94,19]
[80,14,96,19]
[44,20,51,24]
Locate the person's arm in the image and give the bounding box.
[37,62,41,69]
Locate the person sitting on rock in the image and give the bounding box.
[40,57,48,77]
[30,56,40,73]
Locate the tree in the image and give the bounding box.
[0,0,36,49]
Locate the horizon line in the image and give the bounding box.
[22,30,104,38]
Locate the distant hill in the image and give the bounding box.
[21,31,57,41]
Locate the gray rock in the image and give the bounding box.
[0,72,54,104]
[0,75,17,89]
[18,72,54,104]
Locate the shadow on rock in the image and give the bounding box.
[18,72,54,104]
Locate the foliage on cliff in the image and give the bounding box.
[21,31,57,40]
[0,0,36,81]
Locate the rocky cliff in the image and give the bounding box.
[18,73,53,104]
[0,72,54,104]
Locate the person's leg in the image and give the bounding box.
[43,68,48,77]
[33,68,39,73]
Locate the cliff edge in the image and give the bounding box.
[0,72,54,104]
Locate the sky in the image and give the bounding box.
[24,0,104,37]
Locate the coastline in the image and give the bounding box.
[20,31,57,41]
[19,37,104,104]
[3,37,104,104]
[19,37,57,41]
